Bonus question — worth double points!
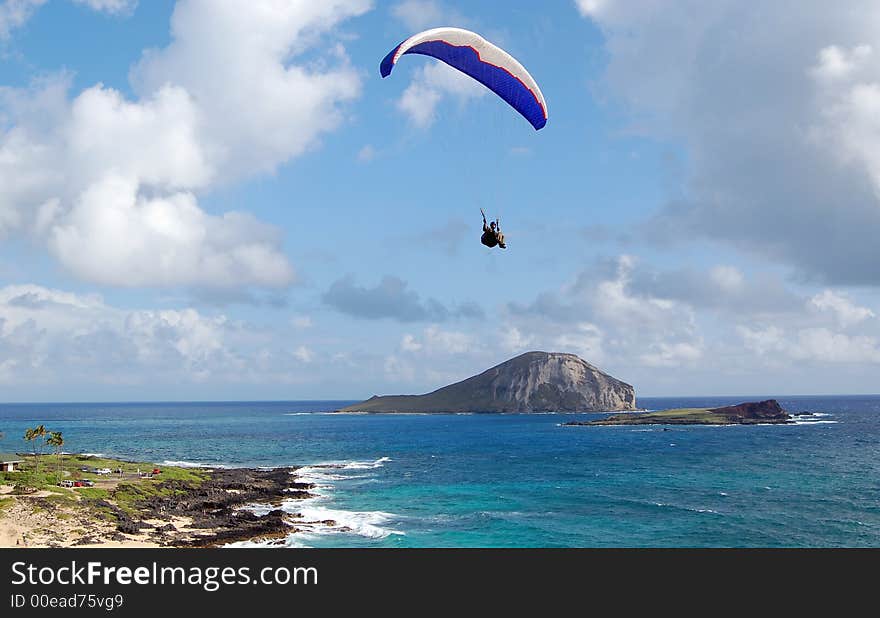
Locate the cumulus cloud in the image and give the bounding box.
[397,62,486,129]
[810,290,875,327]
[385,325,474,386]
[49,175,293,288]
[323,275,484,322]
[553,323,604,365]
[0,283,337,390]
[1,0,136,41]
[506,255,704,370]
[0,0,46,39]
[130,0,369,179]
[400,333,422,352]
[293,345,314,363]
[579,1,880,285]
[503,251,880,393]
[0,284,228,384]
[0,0,371,289]
[739,325,880,365]
[72,0,137,15]
[388,1,484,129]
[573,0,608,18]
[390,0,448,32]
[356,144,378,163]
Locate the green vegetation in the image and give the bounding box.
[2,453,207,519]
[587,408,728,425]
[74,487,110,501]
[0,497,13,511]
[23,425,47,473]
[47,431,64,481]
[636,408,717,421]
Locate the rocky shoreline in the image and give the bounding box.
[1,459,329,548]
[112,467,318,548]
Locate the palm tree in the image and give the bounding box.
[47,432,65,482]
[24,425,47,473]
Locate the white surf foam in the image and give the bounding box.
[239,456,402,546]
[792,419,838,425]
[286,503,403,539]
[161,459,233,469]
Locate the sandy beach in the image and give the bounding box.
[0,484,160,548]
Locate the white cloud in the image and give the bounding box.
[810,290,875,327]
[810,45,880,196]
[400,333,422,352]
[812,45,873,83]
[0,0,371,289]
[790,328,880,363]
[49,175,294,288]
[580,2,880,286]
[130,0,369,180]
[639,341,703,368]
[1,1,136,41]
[294,345,314,363]
[72,0,137,15]
[423,325,471,354]
[384,354,415,382]
[554,323,604,364]
[391,0,445,32]
[396,49,486,129]
[507,255,703,371]
[738,325,786,357]
[396,325,472,356]
[709,265,745,294]
[0,0,46,39]
[0,283,338,388]
[0,284,231,383]
[741,324,880,365]
[357,144,378,163]
[291,315,313,329]
[574,0,610,18]
[501,326,534,354]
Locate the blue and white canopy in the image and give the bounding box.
[381,27,548,131]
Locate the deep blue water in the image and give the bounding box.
[1,396,878,547]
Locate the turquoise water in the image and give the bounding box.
[1,396,878,547]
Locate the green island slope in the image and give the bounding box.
[564,400,792,426]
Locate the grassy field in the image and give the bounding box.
[588,407,734,425]
[636,408,715,420]
[1,453,209,523]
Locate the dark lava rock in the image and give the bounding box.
[708,399,789,423]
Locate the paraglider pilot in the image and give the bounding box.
[481,209,506,249]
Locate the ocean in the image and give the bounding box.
[1,396,878,547]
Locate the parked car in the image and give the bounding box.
[58,480,74,488]
[73,481,85,487]
[80,466,93,473]
[81,479,95,487]
[95,468,112,475]
[151,468,162,475]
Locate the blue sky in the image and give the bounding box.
[2,0,880,401]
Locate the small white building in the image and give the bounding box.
[0,455,22,472]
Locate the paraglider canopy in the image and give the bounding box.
[380,27,548,131]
